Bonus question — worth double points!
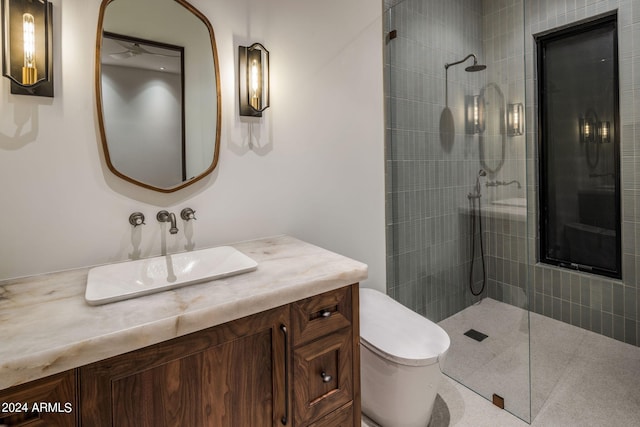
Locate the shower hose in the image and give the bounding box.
[469,196,487,296]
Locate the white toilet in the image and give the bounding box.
[359,288,450,427]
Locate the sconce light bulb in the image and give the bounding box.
[250,60,259,94]
[584,121,591,137]
[599,121,610,143]
[250,58,261,110]
[473,98,479,123]
[22,13,37,85]
[23,13,36,67]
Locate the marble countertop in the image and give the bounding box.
[0,235,368,391]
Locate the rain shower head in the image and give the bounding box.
[445,53,487,72]
[466,62,487,72]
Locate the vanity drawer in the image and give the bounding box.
[306,402,353,427]
[291,286,352,346]
[292,327,353,426]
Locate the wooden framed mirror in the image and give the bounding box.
[96,0,221,192]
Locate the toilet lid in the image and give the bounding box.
[359,288,450,367]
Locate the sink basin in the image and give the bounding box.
[85,246,258,305]
[491,197,526,208]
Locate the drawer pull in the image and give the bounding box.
[280,324,289,425]
[320,371,333,383]
[320,309,332,318]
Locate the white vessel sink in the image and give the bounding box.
[85,246,258,305]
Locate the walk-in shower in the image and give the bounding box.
[384,0,531,423]
[385,0,640,425]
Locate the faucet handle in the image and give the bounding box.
[129,212,146,227]
[181,208,197,221]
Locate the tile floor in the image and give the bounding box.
[363,298,640,426]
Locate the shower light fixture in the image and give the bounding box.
[579,113,610,144]
[465,95,485,134]
[598,121,610,144]
[507,103,524,136]
[1,0,53,96]
[579,116,595,143]
[238,42,269,117]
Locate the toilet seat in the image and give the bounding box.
[360,288,450,367]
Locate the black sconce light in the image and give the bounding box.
[1,0,53,96]
[507,103,524,136]
[579,110,609,144]
[465,95,485,134]
[238,42,269,117]
[598,121,610,144]
[579,116,595,143]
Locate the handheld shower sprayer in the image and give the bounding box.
[469,169,487,199]
[468,169,487,296]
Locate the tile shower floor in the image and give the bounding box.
[363,298,640,426]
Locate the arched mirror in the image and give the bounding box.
[96,0,220,192]
[478,83,506,174]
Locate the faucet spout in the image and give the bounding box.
[168,212,178,234]
[157,210,179,234]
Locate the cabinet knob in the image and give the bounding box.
[320,371,332,383]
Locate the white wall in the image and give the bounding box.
[0,0,386,292]
[102,64,183,188]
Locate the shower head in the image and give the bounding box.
[466,62,487,72]
[478,169,487,177]
[445,53,486,72]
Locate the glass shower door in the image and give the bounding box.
[384,0,531,423]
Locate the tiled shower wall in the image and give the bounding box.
[385,0,486,322]
[525,0,640,346]
[481,0,528,309]
[385,0,639,348]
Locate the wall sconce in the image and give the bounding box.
[579,115,595,143]
[238,42,269,117]
[1,0,53,97]
[465,95,485,134]
[507,103,524,136]
[598,121,610,144]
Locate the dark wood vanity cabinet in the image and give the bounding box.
[291,285,360,427]
[0,285,359,427]
[79,284,360,427]
[79,305,289,426]
[0,370,78,427]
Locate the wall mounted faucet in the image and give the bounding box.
[486,180,521,189]
[128,212,145,227]
[157,210,179,234]
[180,208,197,221]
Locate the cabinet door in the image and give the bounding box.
[80,306,289,427]
[292,327,353,426]
[0,371,77,427]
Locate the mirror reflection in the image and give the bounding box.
[479,83,505,174]
[96,0,220,192]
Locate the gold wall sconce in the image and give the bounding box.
[507,103,524,136]
[1,0,53,96]
[465,95,485,134]
[238,42,269,117]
